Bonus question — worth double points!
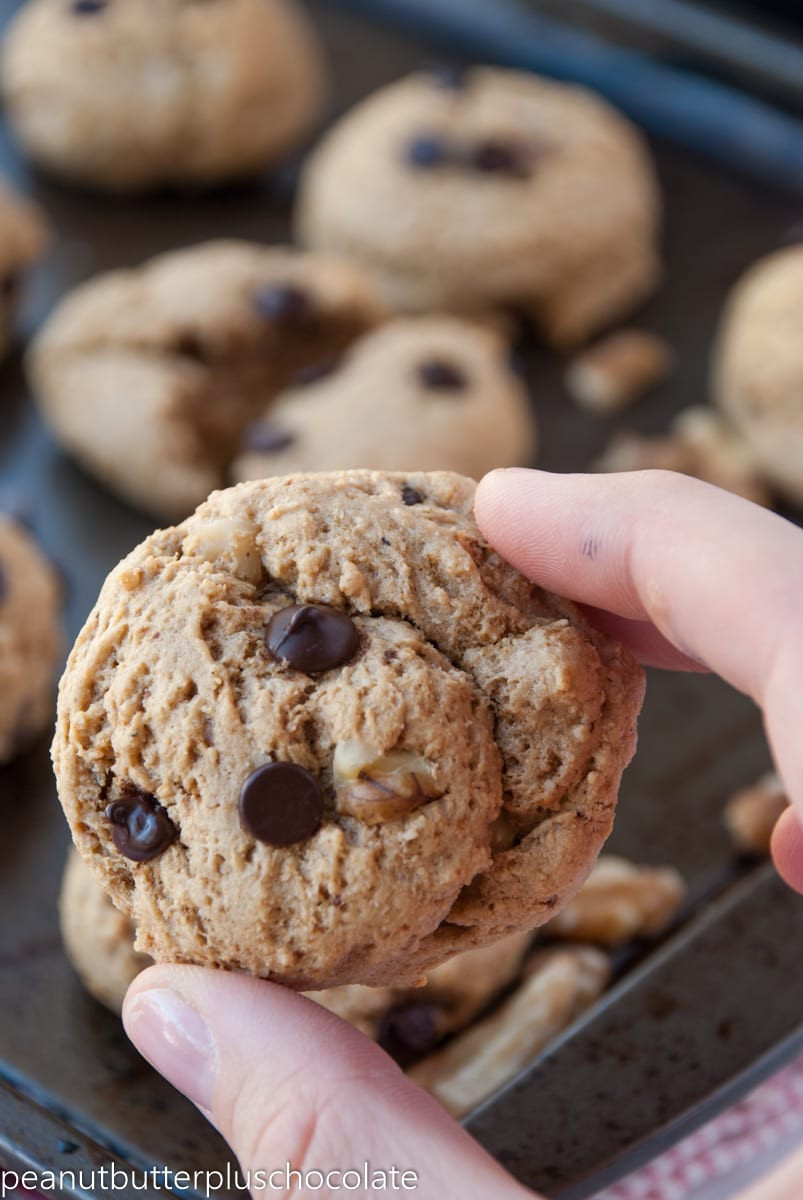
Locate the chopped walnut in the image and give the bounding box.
[544,855,686,946]
[181,518,262,584]
[333,738,441,823]
[566,329,673,414]
[595,407,772,507]
[723,771,788,856]
[408,946,609,1117]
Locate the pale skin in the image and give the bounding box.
[123,469,803,1200]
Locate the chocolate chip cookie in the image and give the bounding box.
[28,242,386,520]
[296,67,661,347]
[713,244,803,507]
[53,471,644,988]
[0,176,47,361]
[0,515,63,763]
[233,316,536,483]
[1,0,326,192]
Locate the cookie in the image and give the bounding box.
[0,515,63,763]
[28,242,386,520]
[0,176,48,361]
[1,0,326,192]
[52,470,644,989]
[713,244,803,507]
[60,846,150,1013]
[233,316,536,483]
[296,67,661,347]
[61,840,531,1045]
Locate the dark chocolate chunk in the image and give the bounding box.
[405,135,451,169]
[468,138,532,178]
[378,1003,440,1066]
[253,283,315,324]
[239,762,323,846]
[105,786,177,863]
[241,423,297,455]
[401,485,423,506]
[417,359,467,392]
[430,62,470,90]
[71,0,108,13]
[290,357,341,388]
[266,603,359,674]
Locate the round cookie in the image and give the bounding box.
[60,846,150,1013]
[233,316,536,483]
[0,515,62,763]
[28,241,386,520]
[0,176,48,361]
[713,244,803,507]
[60,843,531,1049]
[296,67,661,347]
[53,470,644,989]
[1,0,326,192]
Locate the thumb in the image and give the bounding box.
[123,965,534,1200]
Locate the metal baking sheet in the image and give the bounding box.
[1,2,802,1197]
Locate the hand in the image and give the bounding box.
[122,467,803,1199]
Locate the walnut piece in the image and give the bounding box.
[333,738,441,824]
[544,854,686,946]
[595,406,772,507]
[723,770,788,856]
[408,946,609,1117]
[181,517,262,584]
[566,328,673,414]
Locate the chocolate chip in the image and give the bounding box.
[378,1003,440,1065]
[401,485,423,506]
[430,63,470,90]
[242,423,297,455]
[266,603,359,674]
[105,787,177,862]
[239,762,323,846]
[405,135,451,169]
[290,357,341,388]
[174,331,205,360]
[71,0,108,13]
[468,138,532,178]
[253,283,315,324]
[417,359,467,392]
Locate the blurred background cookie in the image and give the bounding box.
[1,0,327,192]
[28,241,385,520]
[713,244,803,508]
[296,66,661,347]
[0,514,62,763]
[233,316,536,483]
[0,175,47,360]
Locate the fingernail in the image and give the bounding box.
[125,988,217,1111]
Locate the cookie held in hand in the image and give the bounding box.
[53,471,644,988]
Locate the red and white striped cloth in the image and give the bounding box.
[596,1052,803,1200]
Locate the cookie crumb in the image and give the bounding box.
[566,329,672,414]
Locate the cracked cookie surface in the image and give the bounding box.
[29,241,385,520]
[53,470,643,988]
[1,0,326,192]
[296,67,661,347]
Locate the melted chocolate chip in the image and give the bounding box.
[266,603,359,674]
[378,1003,440,1066]
[253,283,315,324]
[430,63,470,90]
[105,787,177,862]
[405,135,451,169]
[239,762,323,846]
[71,0,108,12]
[401,485,423,506]
[468,138,532,178]
[417,359,467,392]
[291,357,341,388]
[242,423,297,455]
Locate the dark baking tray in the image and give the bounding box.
[1,2,802,1197]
